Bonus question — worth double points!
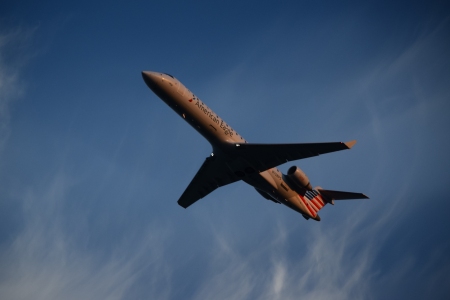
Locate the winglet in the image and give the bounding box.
[345,140,357,149]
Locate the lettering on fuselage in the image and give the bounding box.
[219,120,234,137]
[194,99,234,137]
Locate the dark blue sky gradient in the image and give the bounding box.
[1,1,450,299]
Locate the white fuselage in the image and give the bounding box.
[142,71,319,219]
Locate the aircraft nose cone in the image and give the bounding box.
[142,71,162,90]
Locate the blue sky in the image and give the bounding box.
[1,1,450,299]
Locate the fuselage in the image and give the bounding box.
[142,71,320,220]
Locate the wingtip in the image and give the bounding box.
[345,140,357,149]
[177,200,189,209]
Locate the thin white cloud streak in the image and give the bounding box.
[0,32,22,151]
[0,26,41,152]
[192,217,374,300]
[0,171,173,300]
[345,16,450,198]
[0,27,173,299]
[191,182,446,300]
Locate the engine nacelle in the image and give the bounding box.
[286,166,312,191]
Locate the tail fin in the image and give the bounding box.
[303,189,327,214]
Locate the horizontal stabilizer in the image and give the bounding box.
[317,188,369,200]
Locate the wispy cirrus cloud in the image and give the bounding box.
[0,170,173,300]
[0,27,37,151]
[2,9,450,300]
[191,217,374,300]
[0,35,20,150]
[188,18,450,300]
[0,28,174,296]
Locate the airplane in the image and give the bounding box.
[142,71,368,221]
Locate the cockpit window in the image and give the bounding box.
[163,73,174,78]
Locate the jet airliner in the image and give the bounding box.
[142,71,368,221]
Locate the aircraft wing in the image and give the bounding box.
[234,140,357,172]
[178,156,241,208]
[178,141,356,208]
